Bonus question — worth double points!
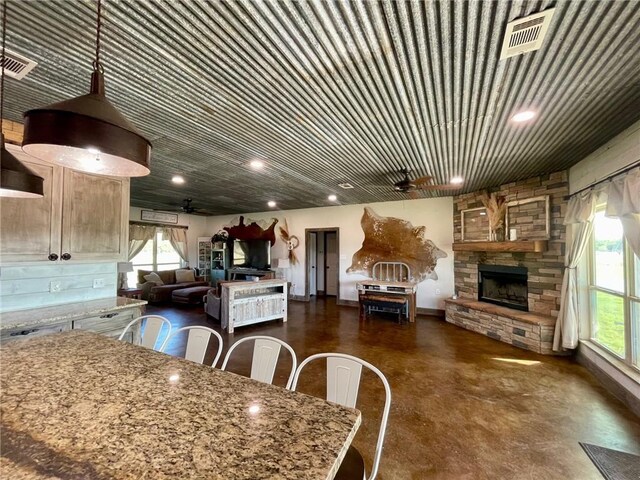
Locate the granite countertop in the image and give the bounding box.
[0,331,361,479]
[0,297,147,331]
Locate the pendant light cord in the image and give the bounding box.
[92,0,104,73]
[1,0,7,133]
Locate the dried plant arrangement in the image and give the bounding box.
[480,191,507,239]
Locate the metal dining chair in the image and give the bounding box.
[291,353,392,480]
[160,326,224,367]
[221,336,297,389]
[118,315,171,351]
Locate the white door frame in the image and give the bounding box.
[304,228,340,302]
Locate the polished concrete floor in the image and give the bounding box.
[149,297,640,480]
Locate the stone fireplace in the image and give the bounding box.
[478,264,528,311]
[445,171,569,355]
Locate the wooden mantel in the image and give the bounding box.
[452,240,548,253]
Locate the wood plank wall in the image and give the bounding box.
[0,263,117,313]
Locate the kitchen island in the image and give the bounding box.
[0,331,361,479]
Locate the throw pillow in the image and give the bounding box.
[143,272,164,286]
[175,269,196,283]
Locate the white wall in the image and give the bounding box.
[129,207,210,268]
[569,120,640,194]
[206,196,455,310]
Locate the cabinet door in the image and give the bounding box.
[0,149,62,262]
[61,169,129,261]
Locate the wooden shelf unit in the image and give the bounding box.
[452,240,548,253]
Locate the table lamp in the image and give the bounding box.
[117,262,134,290]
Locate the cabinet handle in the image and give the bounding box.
[48,253,59,261]
[61,253,71,260]
[99,313,118,319]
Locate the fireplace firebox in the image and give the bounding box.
[478,264,528,311]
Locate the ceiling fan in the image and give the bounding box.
[167,198,208,215]
[393,168,463,197]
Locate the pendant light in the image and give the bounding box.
[22,0,151,177]
[0,1,44,198]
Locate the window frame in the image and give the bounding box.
[587,207,639,370]
[132,230,183,274]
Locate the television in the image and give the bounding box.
[232,239,271,269]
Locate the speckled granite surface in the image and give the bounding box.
[0,298,147,330]
[0,331,361,479]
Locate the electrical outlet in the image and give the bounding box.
[93,278,106,288]
[435,289,441,295]
[50,280,61,293]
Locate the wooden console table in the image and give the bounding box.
[356,280,418,322]
[221,279,288,333]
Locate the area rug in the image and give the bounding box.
[580,443,640,480]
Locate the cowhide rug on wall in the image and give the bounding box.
[347,207,447,282]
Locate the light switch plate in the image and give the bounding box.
[93,278,106,288]
[50,280,61,293]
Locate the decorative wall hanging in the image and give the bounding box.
[224,216,278,245]
[347,207,447,282]
[278,219,300,265]
[141,210,178,224]
[460,207,490,242]
[480,191,507,241]
[504,195,550,240]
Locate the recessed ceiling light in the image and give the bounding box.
[267,200,276,208]
[250,159,264,170]
[450,176,464,185]
[328,194,337,201]
[171,175,185,184]
[511,110,536,123]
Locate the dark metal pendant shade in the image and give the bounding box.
[22,71,151,177]
[0,134,44,198]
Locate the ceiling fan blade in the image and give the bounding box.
[412,175,433,186]
[418,184,463,191]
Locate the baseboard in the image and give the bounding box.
[417,307,445,318]
[577,342,640,418]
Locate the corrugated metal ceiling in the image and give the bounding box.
[5,0,640,215]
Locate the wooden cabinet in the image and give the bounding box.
[0,155,62,262]
[221,279,288,333]
[0,145,129,264]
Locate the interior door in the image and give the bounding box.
[308,232,317,296]
[325,232,338,296]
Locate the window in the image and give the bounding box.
[129,230,182,285]
[588,208,640,369]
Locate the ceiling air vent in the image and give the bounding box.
[338,182,354,189]
[1,49,38,80]
[500,9,555,59]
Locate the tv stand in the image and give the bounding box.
[227,267,275,281]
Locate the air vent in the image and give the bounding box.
[500,9,555,59]
[338,183,354,189]
[1,49,38,80]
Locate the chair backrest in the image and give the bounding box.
[160,326,224,367]
[118,315,172,350]
[372,261,411,282]
[291,353,391,480]
[221,336,297,389]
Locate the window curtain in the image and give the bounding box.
[129,224,155,261]
[605,169,640,258]
[163,227,189,265]
[553,190,598,351]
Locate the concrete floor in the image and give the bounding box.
[149,297,640,480]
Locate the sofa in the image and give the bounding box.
[136,268,208,303]
[203,280,239,321]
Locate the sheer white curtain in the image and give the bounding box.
[163,227,189,265]
[553,190,599,351]
[605,168,640,258]
[129,224,156,261]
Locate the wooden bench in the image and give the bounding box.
[359,294,408,323]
